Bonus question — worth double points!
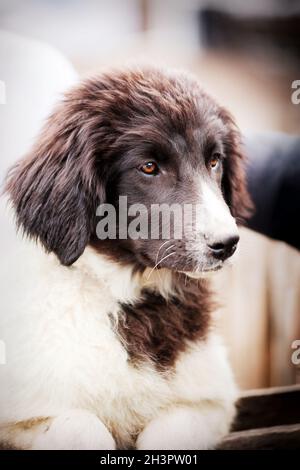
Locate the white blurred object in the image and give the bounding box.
[0,30,78,250]
[0,0,141,71]
[0,30,78,179]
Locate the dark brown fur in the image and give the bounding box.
[116,274,213,370]
[5,66,252,267]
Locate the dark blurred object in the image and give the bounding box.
[199,8,300,63]
[219,385,300,450]
[245,133,300,251]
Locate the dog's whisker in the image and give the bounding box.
[155,239,172,266]
[164,244,175,253]
[146,240,174,284]
[146,251,176,281]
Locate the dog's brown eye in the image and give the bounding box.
[140,162,159,175]
[209,153,221,170]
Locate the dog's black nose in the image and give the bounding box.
[208,235,239,261]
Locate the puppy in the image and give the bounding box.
[0,66,251,450]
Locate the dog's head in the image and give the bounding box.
[6,66,252,273]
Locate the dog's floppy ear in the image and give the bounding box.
[5,96,106,266]
[219,109,253,223]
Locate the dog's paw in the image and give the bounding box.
[136,405,229,450]
[32,410,115,450]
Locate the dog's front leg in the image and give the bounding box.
[136,403,234,450]
[0,410,116,450]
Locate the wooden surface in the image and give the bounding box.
[219,384,300,449]
[219,423,300,450]
[233,384,300,431]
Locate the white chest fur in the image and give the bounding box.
[0,243,237,448]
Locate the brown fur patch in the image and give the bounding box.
[0,417,51,450]
[8,417,51,432]
[116,273,213,370]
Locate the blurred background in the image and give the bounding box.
[0,0,299,390]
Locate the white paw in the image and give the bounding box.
[32,410,116,450]
[136,405,231,450]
